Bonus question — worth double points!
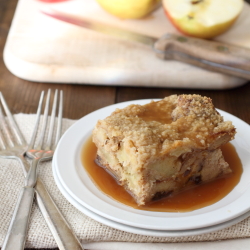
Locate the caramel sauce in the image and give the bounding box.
[138,101,173,124]
[81,137,242,212]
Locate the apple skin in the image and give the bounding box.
[163,0,244,39]
[96,0,161,19]
[164,9,239,39]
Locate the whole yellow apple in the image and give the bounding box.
[162,0,244,39]
[96,0,161,19]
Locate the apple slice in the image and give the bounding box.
[162,0,244,39]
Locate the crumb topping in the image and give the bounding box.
[93,94,236,165]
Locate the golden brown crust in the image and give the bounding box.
[94,94,235,161]
[92,94,236,206]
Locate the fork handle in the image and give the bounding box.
[35,178,84,250]
[2,187,35,250]
[19,156,84,250]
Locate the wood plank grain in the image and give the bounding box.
[0,81,116,119]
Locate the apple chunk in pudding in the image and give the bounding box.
[92,95,236,206]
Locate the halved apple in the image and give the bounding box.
[162,0,244,39]
[96,0,161,19]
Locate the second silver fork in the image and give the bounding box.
[1,90,83,250]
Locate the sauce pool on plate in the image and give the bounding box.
[81,136,242,212]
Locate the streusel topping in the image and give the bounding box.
[95,95,235,164]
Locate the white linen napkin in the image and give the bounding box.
[0,114,250,249]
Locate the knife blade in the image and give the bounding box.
[42,10,250,80]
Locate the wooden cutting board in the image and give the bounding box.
[3,0,250,89]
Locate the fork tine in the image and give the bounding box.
[45,90,58,150]
[28,91,45,150]
[0,106,8,149]
[55,90,63,148]
[36,89,51,150]
[0,92,26,145]
[0,104,15,149]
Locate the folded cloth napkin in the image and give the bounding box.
[1,114,250,249]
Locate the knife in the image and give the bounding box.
[42,10,250,80]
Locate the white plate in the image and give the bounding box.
[53,161,250,237]
[53,99,250,231]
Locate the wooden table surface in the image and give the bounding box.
[0,0,250,249]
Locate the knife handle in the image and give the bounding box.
[154,33,250,79]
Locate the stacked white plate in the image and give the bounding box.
[52,100,250,237]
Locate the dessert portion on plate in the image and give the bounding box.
[92,94,236,206]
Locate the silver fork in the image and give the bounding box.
[0,90,83,250]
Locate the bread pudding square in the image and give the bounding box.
[92,94,236,206]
